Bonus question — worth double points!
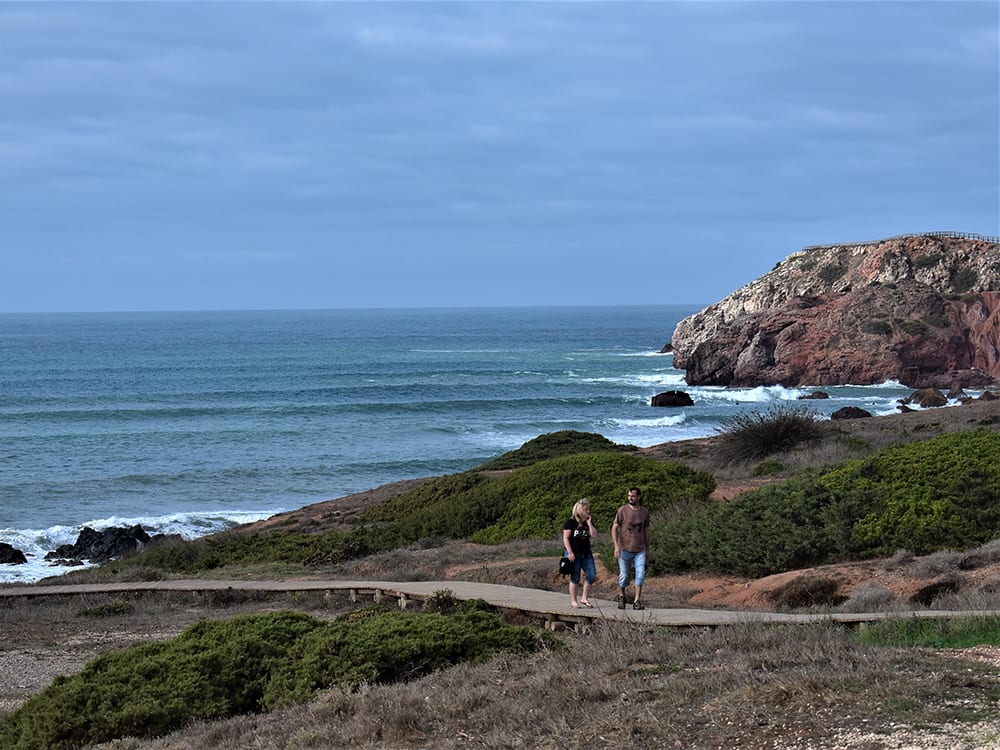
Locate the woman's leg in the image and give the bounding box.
[581,554,596,604]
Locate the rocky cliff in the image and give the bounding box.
[671,233,1000,389]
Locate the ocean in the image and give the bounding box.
[0,306,939,583]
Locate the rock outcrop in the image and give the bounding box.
[0,542,27,565]
[671,234,1000,388]
[45,525,152,564]
[650,390,694,407]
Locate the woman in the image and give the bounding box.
[562,498,598,608]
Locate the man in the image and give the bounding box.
[611,486,650,610]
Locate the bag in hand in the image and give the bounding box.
[559,556,574,576]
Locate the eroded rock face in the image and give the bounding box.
[672,235,1000,388]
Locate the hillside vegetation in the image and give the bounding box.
[57,418,1000,584]
[0,600,552,750]
[654,429,1000,577]
[9,414,1000,750]
[82,435,715,579]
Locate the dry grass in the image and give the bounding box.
[72,616,1000,750]
[3,587,999,749]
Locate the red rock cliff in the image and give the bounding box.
[671,234,1000,389]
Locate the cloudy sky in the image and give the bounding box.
[2,2,997,313]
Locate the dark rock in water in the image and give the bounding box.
[798,391,829,400]
[0,542,27,565]
[650,390,693,407]
[659,342,673,353]
[979,390,998,401]
[902,388,948,408]
[831,406,873,420]
[45,524,152,564]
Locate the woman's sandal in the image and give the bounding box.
[571,602,580,608]
[632,601,645,610]
[580,600,594,608]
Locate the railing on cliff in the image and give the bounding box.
[802,231,999,252]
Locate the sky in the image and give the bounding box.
[1,2,997,313]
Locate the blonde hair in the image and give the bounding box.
[572,499,590,524]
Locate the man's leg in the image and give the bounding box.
[617,551,631,609]
[633,550,647,609]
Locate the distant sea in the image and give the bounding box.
[0,306,953,583]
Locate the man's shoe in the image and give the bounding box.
[617,595,627,610]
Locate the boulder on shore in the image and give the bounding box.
[45,525,152,564]
[902,388,948,408]
[831,406,874,420]
[0,542,27,565]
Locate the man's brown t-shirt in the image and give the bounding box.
[614,504,650,553]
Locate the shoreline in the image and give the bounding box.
[3,392,998,586]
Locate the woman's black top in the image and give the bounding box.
[563,518,592,555]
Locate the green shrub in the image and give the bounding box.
[361,450,713,547]
[818,262,847,284]
[469,452,715,544]
[76,599,134,618]
[477,430,631,470]
[862,320,893,336]
[716,406,824,463]
[0,606,551,750]
[751,459,785,477]
[913,253,942,269]
[838,435,871,452]
[652,471,851,577]
[951,267,978,294]
[653,431,1000,577]
[0,611,323,750]
[922,312,950,328]
[898,319,928,336]
[263,601,549,707]
[835,431,1000,555]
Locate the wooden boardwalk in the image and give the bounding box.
[2,579,997,630]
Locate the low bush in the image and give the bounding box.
[766,574,845,609]
[863,319,893,336]
[841,582,896,613]
[898,319,928,336]
[715,406,824,463]
[653,431,1000,577]
[751,459,785,477]
[0,604,551,750]
[469,452,715,544]
[477,430,631,470]
[365,451,713,546]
